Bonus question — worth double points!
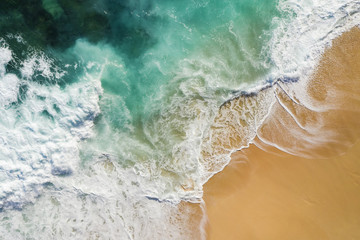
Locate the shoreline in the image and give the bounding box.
[203,26,360,239]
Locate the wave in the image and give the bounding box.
[0,0,360,239]
[200,0,360,184]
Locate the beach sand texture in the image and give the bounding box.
[204,27,360,240]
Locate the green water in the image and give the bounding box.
[0,0,281,194]
[3,0,360,238]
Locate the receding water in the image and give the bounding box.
[0,0,359,239]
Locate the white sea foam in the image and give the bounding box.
[0,159,203,239]
[270,0,360,108]
[0,42,101,210]
[0,47,18,108]
[0,1,360,239]
[245,0,360,158]
[131,0,360,203]
[0,40,204,239]
[0,74,19,108]
[197,0,360,186]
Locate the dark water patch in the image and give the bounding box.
[145,196,163,203]
[41,110,55,122]
[221,82,273,108]
[0,0,54,48]
[37,96,46,101]
[17,83,28,104]
[278,76,300,83]
[42,181,55,189]
[51,166,72,176]
[0,200,24,212]
[53,103,61,113]
[0,0,156,58]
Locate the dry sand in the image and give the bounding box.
[204,27,360,240]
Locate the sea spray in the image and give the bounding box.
[0,0,280,238]
[0,0,360,239]
[201,0,360,181]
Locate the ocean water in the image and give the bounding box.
[0,0,360,239]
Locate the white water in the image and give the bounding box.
[0,1,360,239]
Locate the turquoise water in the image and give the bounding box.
[1,0,280,184]
[1,0,359,239]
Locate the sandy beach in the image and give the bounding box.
[204,26,360,240]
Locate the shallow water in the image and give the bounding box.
[205,22,360,240]
[0,0,360,239]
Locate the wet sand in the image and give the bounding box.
[204,27,360,240]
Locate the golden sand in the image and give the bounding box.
[204,27,360,240]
